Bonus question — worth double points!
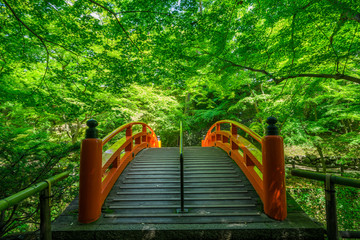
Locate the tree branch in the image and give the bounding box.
[216,55,272,76]
[2,0,50,85]
[2,205,18,234]
[263,25,274,70]
[116,10,170,16]
[343,23,358,74]
[199,47,360,84]
[215,0,239,56]
[276,73,360,84]
[198,48,273,77]
[88,0,142,54]
[308,14,340,72]
[3,0,79,56]
[226,59,273,76]
[47,2,70,35]
[326,0,360,23]
[329,13,347,44]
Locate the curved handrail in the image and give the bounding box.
[101,122,159,201]
[101,122,159,174]
[0,171,70,211]
[102,121,158,146]
[202,119,286,221]
[0,171,70,238]
[204,120,262,144]
[79,120,160,224]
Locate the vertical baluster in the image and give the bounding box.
[125,126,133,154]
[231,124,238,153]
[142,124,147,146]
[216,123,221,142]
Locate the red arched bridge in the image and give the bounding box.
[78,118,286,224]
[52,118,326,239]
[6,118,360,239]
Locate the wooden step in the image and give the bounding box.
[112,197,252,201]
[119,184,246,189]
[104,212,260,218]
[122,179,242,184]
[125,175,241,179]
[108,204,256,209]
[102,147,262,225]
[130,167,235,171]
[116,190,248,195]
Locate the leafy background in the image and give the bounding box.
[0,0,359,237]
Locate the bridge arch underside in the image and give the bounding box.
[53,147,324,240]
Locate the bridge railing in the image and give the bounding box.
[202,117,287,220]
[0,171,70,240]
[78,120,160,223]
[291,169,360,240]
[177,121,187,213]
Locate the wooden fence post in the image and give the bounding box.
[325,175,339,240]
[40,188,51,240]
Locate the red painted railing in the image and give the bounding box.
[202,119,287,221]
[78,120,160,223]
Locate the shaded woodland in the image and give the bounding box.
[0,0,359,237]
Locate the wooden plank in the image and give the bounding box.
[109,204,256,209]
[116,190,248,195]
[104,212,261,218]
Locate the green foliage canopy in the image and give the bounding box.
[0,0,359,236]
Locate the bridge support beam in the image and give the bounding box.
[262,117,287,221]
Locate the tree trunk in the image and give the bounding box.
[316,144,326,173]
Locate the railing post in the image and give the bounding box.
[78,119,102,223]
[157,135,161,148]
[177,121,188,213]
[180,121,184,212]
[142,124,147,144]
[125,126,133,152]
[216,123,221,142]
[262,117,287,220]
[325,175,339,240]
[40,188,51,240]
[179,152,185,212]
[231,124,238,151]
[231,124,237,137]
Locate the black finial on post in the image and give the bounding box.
[266,117,279,135]
[86,119,98,138]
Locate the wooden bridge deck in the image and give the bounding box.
[102,147,266,224]
[53,147,325,240]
